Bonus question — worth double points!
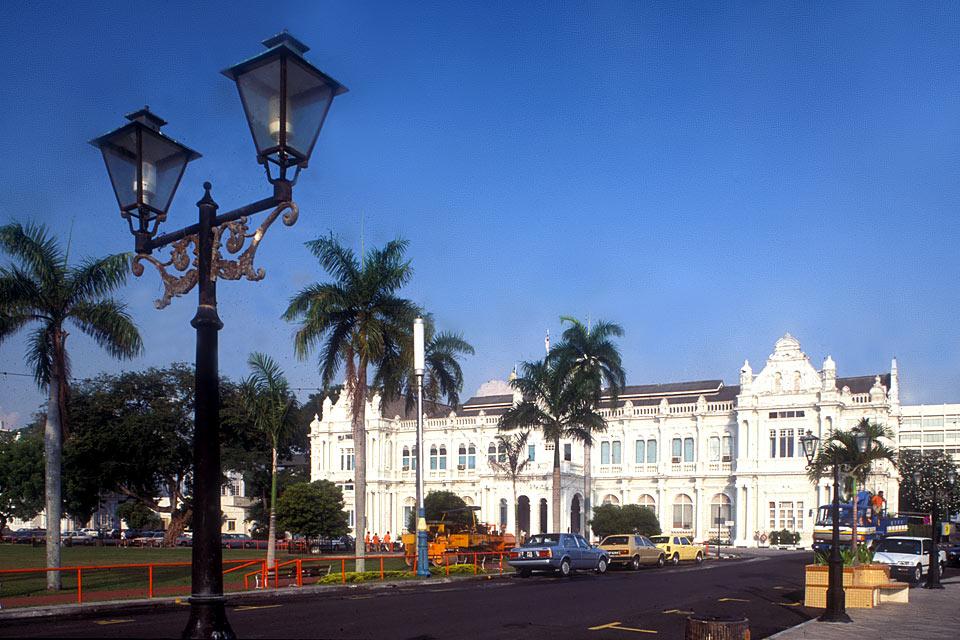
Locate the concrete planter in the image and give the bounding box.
[803,564,890,609]
[852,563,890,587]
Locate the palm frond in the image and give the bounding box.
[66,253,131,305]
[69,300,143,359]
[0,222,64,289]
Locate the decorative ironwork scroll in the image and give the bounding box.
[131,201,299,309]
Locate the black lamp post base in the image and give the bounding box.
[922,583,945,590]
[182,596,236,640]
[818,611,852,623]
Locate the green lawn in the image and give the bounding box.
[0,546,476,608]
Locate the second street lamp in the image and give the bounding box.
[91,33,346,640]
[413,317,430,578]
[912,468,955,589]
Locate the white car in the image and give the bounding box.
[872,536,947,583]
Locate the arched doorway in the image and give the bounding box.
[517,496,530,537]
[570,494,582,534]
[539,498,548,533]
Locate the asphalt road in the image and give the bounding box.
[0,551,816,639]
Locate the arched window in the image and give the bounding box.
[612,441,622,464]
[601,441,611,465]
[602,494,620,506]
[647,439,658,463]
[430,445,438,470]
[711,493,732,524]
[709,437,721,461]
[467,444,476,469]
[683,438,695,462]
[402,446,410,470]
[499,498,508,531]
[411,445,417,470]
[672,494,693,530]
[497,442,507,464]
[438,445,447,470]
[635,439,645,464]
[488,442,497,463]
[458,444,467,468]
[638,494,656,513]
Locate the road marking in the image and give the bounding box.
[779,602,803,607]
[235,604,282,611]
[717,597,750,602]
[773,586,789,590]
[94,619,133,626]
[661,609,694,615]
[589,622,657,634]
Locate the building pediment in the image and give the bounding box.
[750,334,822,396]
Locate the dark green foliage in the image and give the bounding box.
[117,501,163,531]
[590,504,661,540]
[769,529,801,546]
[898,449,960,515]
[0,426,45,531]
[275,480,349,539]
[406,491,472,532]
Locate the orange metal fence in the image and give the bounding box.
[0,552,511,610]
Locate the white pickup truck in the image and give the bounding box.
[872,536,947,583]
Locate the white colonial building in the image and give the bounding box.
[309,334,907,546]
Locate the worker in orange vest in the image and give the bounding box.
[383,531,391,552]
[364,531,371,552]
[372,532,380,551]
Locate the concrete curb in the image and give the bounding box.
[765,617,818,639]
[0,571,512,622]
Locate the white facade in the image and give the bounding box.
[310,335,915,545]
[898,404,960,464]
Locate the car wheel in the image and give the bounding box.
[671,553,680,566]
[518,568,531,578]
[596,558,608,575]
[559,558,572,577]
[631,555,641,571]
[695,552,704,565]
[657,554,665,568]
[913,564,923,583]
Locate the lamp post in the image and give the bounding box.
[913,468,955,589]
[800,430,851,624]
[91,33,346,639]
[413,317,430,577]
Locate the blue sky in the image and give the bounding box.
[1,1,959,428]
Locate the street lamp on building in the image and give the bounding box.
[800,430,851,623]
[912,468,955,589]
[413,317,430,578]
[91,33,346,640]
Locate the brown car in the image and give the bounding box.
[598,534,666,570]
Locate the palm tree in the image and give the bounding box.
[499,359,605,533]
[807,418,897,560]
[241,352,297,573]
[0,222,142,589]
[284,235,419,571]
[488,430,531,540]
[549,316,625,540]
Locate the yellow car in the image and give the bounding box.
[650,535,705,565]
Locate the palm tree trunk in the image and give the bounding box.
[266,445,278,571]
[512,476,519,541]
[352,362,367,573]
[552,435,561,532]
[583,442,592,542]
[44,343,64,591]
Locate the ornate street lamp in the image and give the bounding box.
[413,317,430,578]
[913,468,956,589]
[91,33,346,640]
[800,430,851,623]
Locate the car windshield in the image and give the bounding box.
[602,536,630,545]
[525,534,560,546]
[650,536,669,544]
[876,539,921,555]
